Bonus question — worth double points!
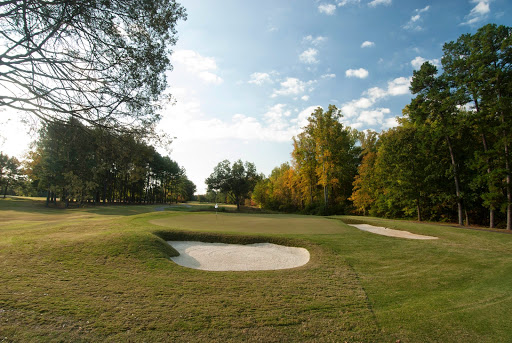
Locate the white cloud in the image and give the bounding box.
[418,5,430,13]
[411,56,440,70]
[470,0,491,16]
[361,41,375,48]
[345,68,369,79]
[321,73,336,79]
[318,3,337,15]
[366,86,387,100]
[403,5,430,31]
[382,116,399,129]
[341,97,373,118]
[162,89,316,144]
[271,77,316,98]
[299,48,319,64]
[345,121,364,129]
[462,0,491,25]
[368,0,391,7]
[301,95,310,101]
[339,76,411,128]
[172,49,223,85]
[248,72,273,85]
[294,105,322,128]
[337,0,361,6]
[386,77,411,96]
[198,72,223,85]
[358,108,390,125]
[263,104,292,130]
[303,35,328,46]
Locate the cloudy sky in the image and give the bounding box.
[1,0,510,194]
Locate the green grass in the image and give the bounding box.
[1,198,512,342]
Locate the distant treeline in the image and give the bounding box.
[19,118,196,207]
[252,24,512,230]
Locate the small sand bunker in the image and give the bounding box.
[348,224,438,240]
[167,241,310,271]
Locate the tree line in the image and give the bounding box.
[11,118,195,207]
[252,24,511,230]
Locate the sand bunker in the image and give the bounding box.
[167,241,310,271]
[348,224,438,240]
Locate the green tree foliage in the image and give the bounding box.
[28,118,194,207]
[442,23,512,229]
[205,159,260,210]
[346,23,511,229]
[408,62,466,225]
[0,0,186,133]
[0,153,21,198]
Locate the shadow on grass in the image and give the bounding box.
[0,197,277,219]
[152,229,309,250]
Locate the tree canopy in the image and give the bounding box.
[26,118,194,207]
[254,105,360,215]
[205,159,260,210]
[0,0,186,133]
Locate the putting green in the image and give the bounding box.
[150,212,346,235]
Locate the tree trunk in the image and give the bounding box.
[323,185,328,210]
[505,139,511,231]
[3,181,8,198]
[473,98,495,228]
[479,133,495,228]
[309,181,313,205]
[446,136,464,226]
[416,197,421,222]
[64,188,69,208]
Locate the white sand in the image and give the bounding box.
[167,241,310,271]
[348,223,438,240]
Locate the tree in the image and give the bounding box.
[374,123,436,221]
[350,131,379,216]
[293,105,359,214]
[409,62,466,226]
[292,131,318,208]
[442,23,512,229]
[0,153,21,198]
[0,0,187,133]
[205,159,260,210]
[28,118,193,207]
[252,163,301,212]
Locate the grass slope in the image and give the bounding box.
[1,197,511,342]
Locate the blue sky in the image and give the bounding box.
[1,0,511,194]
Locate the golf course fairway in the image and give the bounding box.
[1,198,512,342]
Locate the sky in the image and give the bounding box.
[1,0,511,194]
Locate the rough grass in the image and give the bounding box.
[1,198,512,342]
